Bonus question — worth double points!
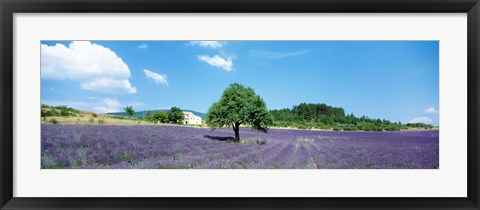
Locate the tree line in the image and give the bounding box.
[124,106,185,124]
[41,104,187,125]
[270,103,434,131]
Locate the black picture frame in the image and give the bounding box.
[1,0,479,209]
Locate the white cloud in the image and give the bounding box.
[144,69,168,85]
[138,44,148,49]
[251,50,309,59]
[92,98,122,113]
[198,55,233,71]
[80,78,137,94]
[41,41,136,94]
[425,107,439,114]
[190,41,225,49]
[409,117,433,124]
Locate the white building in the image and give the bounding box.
[183,112,202,125]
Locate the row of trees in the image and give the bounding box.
[270,103,346,124]
[123,106,185,124]
[270,103,434,131]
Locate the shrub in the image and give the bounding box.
[54,105,80,114]
[43,110,53,117]
[297,124,311,130]
[98,119,105,124]
[51,109,59,116]
[384,125,401,131]
[60,108,69,116]
[89,117,95,123]
[342,125,359,131]
[92,113,98,118]
[111,115,128,120]
[50,118,58,124]
[153,110,168,123]
[145,111,152,122]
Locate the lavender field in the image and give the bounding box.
[41,124,439,169]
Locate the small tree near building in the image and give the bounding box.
[168,107,184,124]
[145,111,152,122]
[206,83,273,140]
[153,110,168,123]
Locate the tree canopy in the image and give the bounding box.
[168,107,184,124]
[153,110,168,123]
[124,106,135,118]
[145,111,152,122]
[206,83,273,140]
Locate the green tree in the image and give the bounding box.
[153,110,168,123]
[145,111,152,122]
[168,107,184,124]
[124,106,135,118]
[60,106,69,116]
[206,83,273,140]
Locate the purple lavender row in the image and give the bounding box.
[41,124,439,169]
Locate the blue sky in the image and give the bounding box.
[41,41,439,125]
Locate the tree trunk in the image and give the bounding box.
[233,123,240,140]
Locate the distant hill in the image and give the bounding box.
[107,109,207,120]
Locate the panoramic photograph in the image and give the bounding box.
[40,40,439,169]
